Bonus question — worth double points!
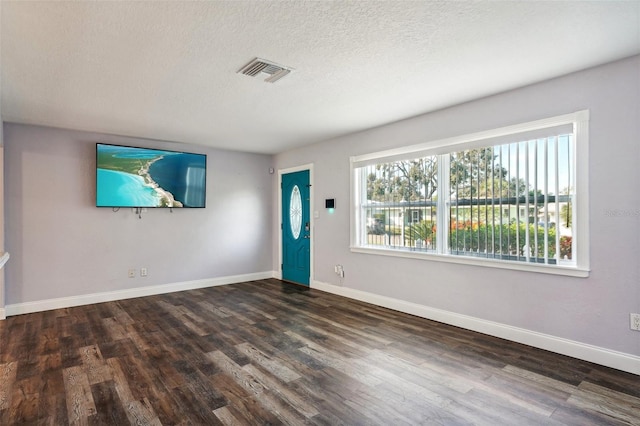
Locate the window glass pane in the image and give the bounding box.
[447,136,573,265]
[362,156,438,251]
[290,185,302,239]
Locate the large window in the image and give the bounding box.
[351,111,589,277]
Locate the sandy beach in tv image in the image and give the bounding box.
[96,144,206,208]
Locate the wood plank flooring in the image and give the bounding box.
[1,278,638,425]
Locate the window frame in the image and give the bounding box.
[350,111,590,278]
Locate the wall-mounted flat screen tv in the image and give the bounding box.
[96,143,206,208]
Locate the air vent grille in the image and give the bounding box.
[242,62,269,76]
[238,58,293,83]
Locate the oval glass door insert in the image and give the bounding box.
[290,185,302,239]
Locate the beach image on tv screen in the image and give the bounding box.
[96,144,206,208]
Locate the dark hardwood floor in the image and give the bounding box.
[0,278,638,425]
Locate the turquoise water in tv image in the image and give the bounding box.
[96,169,160,207]
[96,144,206,208]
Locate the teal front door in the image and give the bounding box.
[282,170,310,286]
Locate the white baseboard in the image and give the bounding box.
[4,271,273,317]
[0,307,5,320]
[311,280,640,376]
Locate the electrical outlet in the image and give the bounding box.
[140,267,148,277]
[128,269,136,278]
[630,313,640,331]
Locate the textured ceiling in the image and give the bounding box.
[2,1,639,154]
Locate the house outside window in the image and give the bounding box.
[351,111,589,277]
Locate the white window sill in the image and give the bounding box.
[350,246,589,278]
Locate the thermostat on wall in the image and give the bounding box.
[325,199,335,209]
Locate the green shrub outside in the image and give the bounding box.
[404,219,571,259]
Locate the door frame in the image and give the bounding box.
[278,163,314,285]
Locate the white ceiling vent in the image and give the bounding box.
[238,58,293,83]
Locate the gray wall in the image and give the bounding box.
[4,124,273,304]
[0,143,4,315]
[274,56,640,356]
[1,1,5,314]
